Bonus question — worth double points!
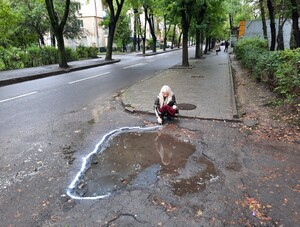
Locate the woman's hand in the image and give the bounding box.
[157,117,162,124]
[172,105,177,110]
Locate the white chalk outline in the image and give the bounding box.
[66,125,161,200]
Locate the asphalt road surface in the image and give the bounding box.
[0,49,299,227]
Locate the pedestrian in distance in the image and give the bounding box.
[154,85,179,125]
[215,40,221,55]
[224,40,229,52]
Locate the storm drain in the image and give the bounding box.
[177,103,197,110]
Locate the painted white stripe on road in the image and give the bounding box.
[68,72,111,84]
[122,63,146,69]
[0,91,38,103]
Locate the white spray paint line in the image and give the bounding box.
[0,91,38,103]
[68,72,111,84]
[67,125,161,200]
[122,63,146,69]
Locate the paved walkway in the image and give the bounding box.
[122,50,238,121]
[0,49,238,121]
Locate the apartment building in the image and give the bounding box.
[64,0,107,49]
[64,1,165,50]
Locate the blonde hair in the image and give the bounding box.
[158,85,174,108]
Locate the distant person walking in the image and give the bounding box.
[215,40,221,55]
[224,40,229,52]
[154,85,178,124]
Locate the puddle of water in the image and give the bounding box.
[67,126,219,200]
[76,131,196,197]
[172,156,219,196]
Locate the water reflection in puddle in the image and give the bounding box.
[67,126,219,200]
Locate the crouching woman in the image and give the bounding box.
[154,85,178,124]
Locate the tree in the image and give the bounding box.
[10,0,49,47]
[194,2,207,59]
[115,13,131,51]
[258,0,268,40]
[291,0,300,48]
[143,1,158,53]
[45,0,70,68]
[0,0,19,46]
[179,0,195,67]
[266,0,276,51]
[104,0,125,61]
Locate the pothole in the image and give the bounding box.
[67,126,219,199]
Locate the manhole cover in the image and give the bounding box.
[177,103,197,110]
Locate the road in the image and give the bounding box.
[0,50,183,169]
[0,50,185,226]
[1,49,299,227]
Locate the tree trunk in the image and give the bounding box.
[267,0,276,51]
[105,0,125,61]
[178,32,182,48]
[163,14,167,51]
[291,0,300,48]
[45,0,70,68]
[133,8,138,52]
[259,0,268,40]
[277,3,286,51]
[56,32,68,68]
[195,3,206,59]
[195,29,200,59]
[200,31,204,57]
[181,10,189,66]
[144,6,157,53]
[105,23,115,60]
[171,25,176,49]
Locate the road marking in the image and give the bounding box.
[68,72,111,84]
[122,63,146,69]
[0,91,38,103]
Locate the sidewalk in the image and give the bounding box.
[122,50,238,121]
[0,49,238,121]
[0,58,120,86]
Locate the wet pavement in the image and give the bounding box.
[71,128,219,199]
[0,48,299,227]
[0,48,238,121]
[122,51,238,121]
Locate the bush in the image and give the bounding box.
[273,49,300,102]
[234,37,268,69]
[65,47,78,62]
[0,44,97,71]
[0,46,24,70]
[76,45,89,59]
[235,37,300,104]
[41,46,58,65]
[87,47,98,58]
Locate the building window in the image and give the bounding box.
[73,2,81,11]
[76,20,83,28]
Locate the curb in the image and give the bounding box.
[228,54,239,119]
[0,59,120,87]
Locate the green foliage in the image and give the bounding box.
[65,47,78,62]
[0,46,24,70]
[0,0,20,45]
[235,37,300,103]
[234,37,268,68]
[76,45,98,59]
[114,13,131,50]
[0,44,100,71]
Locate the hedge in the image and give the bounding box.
[0,45,99,71]
[234,37,300,103]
